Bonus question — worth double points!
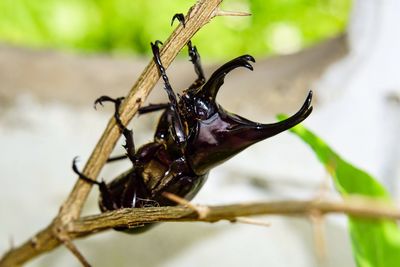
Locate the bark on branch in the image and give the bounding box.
[69,196,400,238]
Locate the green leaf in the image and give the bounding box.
[0,0,352,58]
[277,114,400,267]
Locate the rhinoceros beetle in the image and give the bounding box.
[73,14,313,233]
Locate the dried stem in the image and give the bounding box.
[0,1,223,266]
[68,196,400,237]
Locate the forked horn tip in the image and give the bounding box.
[305,90,313,107]
[243,54,256,63]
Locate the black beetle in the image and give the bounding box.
[73,14,313,233]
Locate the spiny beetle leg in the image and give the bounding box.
[72,156,101,186]
[93,95,137,164]
[187,40,206,89]
[171,13,185,27]
[104,103,170,161]
[151,40,164,71]
[72,157,117,210]
[170,13,205,89]
[138,103,169,115]
[151,41,187,153]
[107,154,128,163]
[105,102,170,163]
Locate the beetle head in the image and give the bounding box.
[181,55,313,175]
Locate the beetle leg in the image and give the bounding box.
[107,154,128,163]
[138,103,169,115]
[72,157,117,210]
[170,13,206,89]
[187,40,206,89]
[94,96,137,165]
[105,102,169,163]
[151,41,187,153]
[99,101,170,163]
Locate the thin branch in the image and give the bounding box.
[309,210,327,263]
[69,196,400,238]
[0,1,224,266]
[233,217,271,227]
[2,195,399,266]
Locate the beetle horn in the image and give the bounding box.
[188,90,313,175]
[220,90,313,148]
[198,55,255,100]
[253,90,313,139]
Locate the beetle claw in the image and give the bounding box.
[94,96,124,110]
[151,41,164,69]
[94,96,108,109]
[152,40,163,49]
[171,13,185,27]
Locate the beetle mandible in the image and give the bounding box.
[73,14,313,233]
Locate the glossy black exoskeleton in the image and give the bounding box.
[73,14,313,233]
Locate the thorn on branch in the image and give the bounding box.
[232,217,271,228]
[213,9,251,17]
[59,234,91,267]
[309,209,327,263]
[54,225,91,267]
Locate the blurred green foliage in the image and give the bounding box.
[0,0,351,59]
[278,114,400,267]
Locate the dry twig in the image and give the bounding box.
[68,196,400,237]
